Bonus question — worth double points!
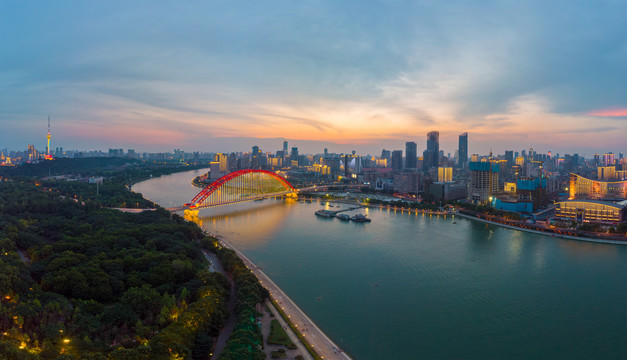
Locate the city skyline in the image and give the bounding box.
[1,1,626,154]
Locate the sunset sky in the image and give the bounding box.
[1,1,626,156]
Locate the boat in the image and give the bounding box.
[315,210,336,218]
[336,213,351,221]
[350,214,371,222]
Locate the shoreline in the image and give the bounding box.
[454,212,627,245]
[217,238,352,360]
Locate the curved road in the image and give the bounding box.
[219,239,352,360]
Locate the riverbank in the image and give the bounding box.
[454,211,627,245]
[217,238,352,360]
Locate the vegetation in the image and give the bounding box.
[215,248,268,360]
[270,348,287,358]
[267,319,296,349]
[452,201,523,220]
[269,298,321,360]
[0,157,208,183]
[0,179,231,358]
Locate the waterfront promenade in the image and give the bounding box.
[454,211,627,245]
[218,239,352,360]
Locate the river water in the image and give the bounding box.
[133,169,627,359]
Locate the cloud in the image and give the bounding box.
[0,0,626,155]
[587,109,627,117]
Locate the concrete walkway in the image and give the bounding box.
[261,300,310,360]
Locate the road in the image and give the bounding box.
[219,239,352,360]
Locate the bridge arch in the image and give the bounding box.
[186,169,296,209]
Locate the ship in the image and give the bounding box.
[350,214,371,222]
[336,213,351,221]
[315,210,336,218]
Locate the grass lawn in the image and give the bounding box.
[267,319,297,349]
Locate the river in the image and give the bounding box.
[133,169,627,359]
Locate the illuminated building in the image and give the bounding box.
[504,182,517,193]
[458,132,468,169]
[603,153,615,166]
[515,156,525,166]
[598,166,627,181]
[310,164,330,176]
[375,158,387,167]
[569,173,627,200]
[405,142,417,169]
[556,200,625,224]
[470,154,479,162]
[381,149,391,165]
[27,145,37,162]
[269,157,282,168]
[214,153,228,172]
[468,162,499,205]
[437,167,453,182]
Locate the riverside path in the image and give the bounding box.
[218,239,352,360]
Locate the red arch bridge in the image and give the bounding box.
[168,169,303,212]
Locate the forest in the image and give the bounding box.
[0,161,268,359]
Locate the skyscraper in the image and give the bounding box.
[405,142,417,169]
[391,150,403,170]
[291,147,299,166]
[505,150,514,167]
[458,132,468,169]
[423,131,439,170]
[251,146,261,169]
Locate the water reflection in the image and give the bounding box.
[558,239,618,259]
[191,199,296,248]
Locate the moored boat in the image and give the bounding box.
[315,209,336,218]
[350,214,371,222]
[336,213,351,221]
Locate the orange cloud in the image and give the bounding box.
[587,108,627,117]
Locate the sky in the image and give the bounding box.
[1,0,626,157]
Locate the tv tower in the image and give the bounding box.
[45,116,52,159]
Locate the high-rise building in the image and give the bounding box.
[251,146,261,169]
[290,147,299,166]
[27,144,37,162]
[215,153,228,172]
[593,154,600,166]
[458,132,468,169]
[505,150,514,167]
[438,167,453,182]
[391,150,403,170]
[468,162,500,205]
[423,131,440,170]
[381,149,391,166]
[603,153,615,167]
[405,142,417,169]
